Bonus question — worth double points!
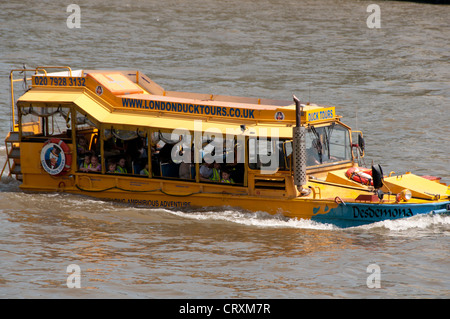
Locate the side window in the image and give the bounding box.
[151,131,194,180]
[198,136,244,185]
[305,123,351,167]
[75,111,99,172]
[280,141,293,171]
[103,129,148,176]
[20,106,71,140]
[248,138,291,172]
[328,125,351,161]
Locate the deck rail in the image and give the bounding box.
[9,66,73,131]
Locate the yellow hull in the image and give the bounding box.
[20,170,337,221]
[19,166,450,227]
[16,140,450,226]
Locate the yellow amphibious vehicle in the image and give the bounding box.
[3,66,449,227]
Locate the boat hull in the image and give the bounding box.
[310,201,450,227]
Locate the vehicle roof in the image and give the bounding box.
[18,69,340,137]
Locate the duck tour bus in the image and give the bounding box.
[2,66,449,227]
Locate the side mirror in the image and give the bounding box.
[372,164,384,189]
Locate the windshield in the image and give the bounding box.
[306,123,351,166]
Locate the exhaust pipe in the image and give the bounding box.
[292,95,310,196]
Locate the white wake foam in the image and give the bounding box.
[355,213,450,233]
[163,208,339,230]
[161,207,450,233]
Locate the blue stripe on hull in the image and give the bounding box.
[311,201,450,228]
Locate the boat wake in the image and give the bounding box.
[356,213,450,233]
[164,208,339,230]
[159,207,450,233]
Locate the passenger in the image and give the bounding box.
[77,136,89,167]
[225,150,244,184]
[104,136,124,158]
[79,152,92,172]
[221,169,234,184]
[159,143,173,164]
[137,138,148,159]
[106,161,117,174]
[199,162,213,181]
[140,163,149,176]
[151,136,164,155]
[77,136,89,156]
[133,139,148,174]
[307,152,320,165]
[87,155,101,172]
[209,162,221,182]
[306,141,321,166]
[179,152,194,179]
[116,157,128,174]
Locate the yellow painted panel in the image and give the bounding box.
[383,173,449,199]
[87,73,144,95]
[17,87,84,105]
[302,106,336,124]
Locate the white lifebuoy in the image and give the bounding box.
[40,138,72,176]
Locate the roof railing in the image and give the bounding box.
[9,66,72,131]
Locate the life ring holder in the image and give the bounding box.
[40,138,72,176]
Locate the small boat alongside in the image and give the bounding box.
[2,66,449,227]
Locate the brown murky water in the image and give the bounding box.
[0,0,449,299]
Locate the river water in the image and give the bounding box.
[0,0,449,300]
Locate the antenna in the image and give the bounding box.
[308,84,311,104]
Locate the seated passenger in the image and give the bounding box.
[158,143,173,164]
[116,157,128,174]
[79,152,92,172]
[307,139,322,166]
[179,152,194,179]
[140,163,149,176]
[209,162,221,182]
[103,136,124,158]
[77,136,89,157]
[179,161,192,179]
[199,163,213,181]
[221,169,234,184]
[87,155,101,172]
[106,161,117,174]
[137,138,148,159]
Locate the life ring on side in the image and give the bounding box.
[40,138,72,176]
[345,167,373,186]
